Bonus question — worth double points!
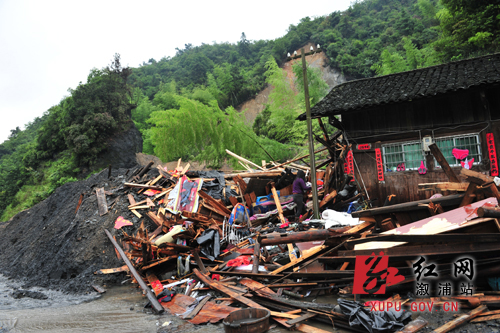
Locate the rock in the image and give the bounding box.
[94,122,143,170]
[10,289,48,300]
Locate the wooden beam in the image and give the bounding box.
[182,295,212,319]
[192,250,208,275]
[418,182,469,192]
[286,312,317,325]
[267,147,329,171]
[104,229,163,314]
[95,187,108,216]
[319,189,337,208]
[271,245,326,275]
[193,268,265,309]
[226,149,265,171]
[395,316,428,333]
[270,182,286,224]
[460,182,478,207]
[198,190,232,215]
[429,143,460,183]
[461,168,497,184]
[124,183,164,190]
[431,305,486,333]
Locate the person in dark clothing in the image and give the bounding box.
[292,170,311,221]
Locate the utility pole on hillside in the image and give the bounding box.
[301,48,320,219]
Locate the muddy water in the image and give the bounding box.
[0,274,337,333]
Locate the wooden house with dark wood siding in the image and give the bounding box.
[299,53,500,205]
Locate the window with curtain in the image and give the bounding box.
[434,134,481,167]
[382,141,424,172]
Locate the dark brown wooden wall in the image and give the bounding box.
[341,88,493,138]
[341,85,500,205]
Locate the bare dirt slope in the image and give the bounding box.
[238,42,345,126]
[0,167,149,294]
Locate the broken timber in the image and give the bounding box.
[104,229,164,314]
[95,187,108,216]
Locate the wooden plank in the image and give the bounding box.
[461,168,497,184]
[396,316,428,333]
[460,182,478,207]
[429,143,460,183]
[271,245,326,275]
[226,149,265,171]
[95,265,129,274]
[127,193,136,205]
[183,295,212,320]
[192,250,208,275]
[198,190,232,215]
[147,272,163,296]
[286,312,317,325]
[270,311,301,319]
[193,268,265,309]
[95,187,108,216]
[319,189,337,208]
[431,305,487,333]
[104,229,164,314]
[475,309,500,317]
[75,193,84,214]
[345,221,375,234]
[270,182,286,224]
[490,183,500,201]
[141,256,176,270]
[267,147,329,171]
[124,183,164,190]
[352,194,464,218]
[131,209,142,218]
[418,182,469,192]
[470,313,500,323]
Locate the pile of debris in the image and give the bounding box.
[92,137,500,332]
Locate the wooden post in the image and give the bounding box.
[431,305,486,333]
[104,229,164,314]
[95,188,108,216]
[428,144,460,183]
[301,48,320,219]
[267,147,329,171]
[252,239,260,274]
[192,249,208,275]
[270,182,286,224]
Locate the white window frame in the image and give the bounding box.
[433,133,482,167]
[382,140,425,172]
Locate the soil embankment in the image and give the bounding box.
[0,167,139,293]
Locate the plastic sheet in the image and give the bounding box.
[196,229,220,261]
[337,299,412,333]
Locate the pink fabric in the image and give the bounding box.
[452,148,469,160]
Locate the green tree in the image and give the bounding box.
[64,54,135,165]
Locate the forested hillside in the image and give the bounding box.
[1,0,498,221]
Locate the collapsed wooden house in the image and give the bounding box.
[299,52,500,205]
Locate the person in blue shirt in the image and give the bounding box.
[292,170,311,221]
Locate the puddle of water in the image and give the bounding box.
[0,274,338,333]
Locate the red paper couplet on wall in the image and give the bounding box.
[348,150,354,180]
[375,148,384,181]
[357,143,372,150]
[487,133,499,177]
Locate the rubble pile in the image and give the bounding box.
[2,133,500,333]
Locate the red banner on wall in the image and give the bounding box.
[375,148,384,181]
[487,133,499,177]
[344,150,355,181]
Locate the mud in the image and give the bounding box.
[0,166,147,294]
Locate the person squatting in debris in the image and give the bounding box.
[292,170,311,221]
